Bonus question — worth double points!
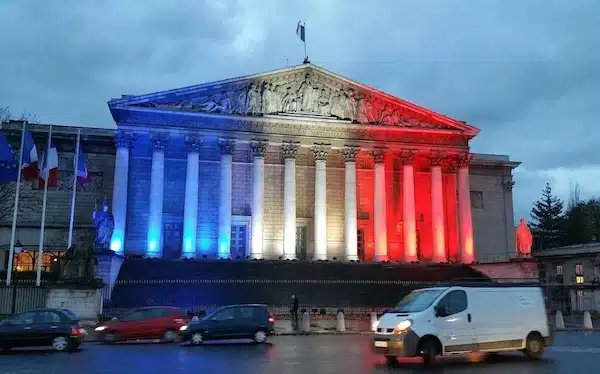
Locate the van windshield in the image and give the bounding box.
[390,289,445,313]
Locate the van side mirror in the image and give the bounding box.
[435,306,446,318]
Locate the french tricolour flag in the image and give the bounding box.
[21,130,39,181]
[75,144,90,185]
[38,142,59,189]
[296,21,305,42]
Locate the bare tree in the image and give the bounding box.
[568,181,581,211]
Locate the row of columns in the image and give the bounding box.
[110,132,475,263]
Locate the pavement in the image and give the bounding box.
[2,331,600,374]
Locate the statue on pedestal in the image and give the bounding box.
[93,198,114,253]
[515,218,533,257]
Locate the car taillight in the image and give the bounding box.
[71,326,86,335]
[268,313,275,323]
[174,318,184,324]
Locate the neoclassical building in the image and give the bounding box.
[106,62,520,264]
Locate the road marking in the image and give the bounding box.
[548,346,600,353]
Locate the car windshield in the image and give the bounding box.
[390,289,446,313]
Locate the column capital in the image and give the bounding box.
[184,135,202,153]
[114,131,134,149]
[281,141,300,159]
[219,138,236,155]
[150,132,169,150]
[457,153,473,168]
[428,150,446,167]
[250,140,268,158]
[399,149,417,165]
[503,179,515,191]
[311,143,330,161]
[369,147,387,164]
[341,146,360,163]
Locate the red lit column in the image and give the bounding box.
[429,151,447,262]
[370,148,388,262]
[400,150,418,262]
[457,154,475,263]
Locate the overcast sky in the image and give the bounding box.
[0,0,598,223]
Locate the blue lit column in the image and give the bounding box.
[250,140,268,259]
[182,135,202,258]
[110,131,133,255]
[218,138,235,258]
[281,142,300,260]
[146,132,168,258]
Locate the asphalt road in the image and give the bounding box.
[2,332,600,374]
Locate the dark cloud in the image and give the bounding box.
[1,0,598,220]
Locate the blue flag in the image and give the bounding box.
[0,130,18,182]
[296,21,305,42]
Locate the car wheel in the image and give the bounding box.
[103,332,119,344]
[523,333,544,359]
[52,336,71,352]
[384,355,397,365]
[253,330,268,344]
[421,339,438,366]
[162,330,178,343]
[190,332,204,346]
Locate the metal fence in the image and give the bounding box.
[0,286,48,316]
[543,284,600,315]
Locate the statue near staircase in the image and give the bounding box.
[515,218,533,257]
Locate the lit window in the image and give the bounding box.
[575,264,584,275]
[576,276,585,284]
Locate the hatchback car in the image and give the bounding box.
[179,304,275,345]
[95,306,187,343]
[0,308,86,352]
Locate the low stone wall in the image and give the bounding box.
[45,288,102,321]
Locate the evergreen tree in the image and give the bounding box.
[530,182,564,249]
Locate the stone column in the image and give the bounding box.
[400,150,418,262]
[311,144,330,261]
[342,147,360,261]
[147,132,169,258]
[250,140,268,259]
[182,135,202,259]
[370,148,388,262]
[457,154,475,264]
[110,131,133,255]
[218,138,235,259]
[282,142,300,260]
[430,151,447,262]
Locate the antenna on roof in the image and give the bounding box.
[286,58,289,67]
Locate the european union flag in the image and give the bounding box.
[0,130,18,182]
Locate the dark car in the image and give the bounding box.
[95,306,187,343]
[179,304,275,345]
[0,308,86,352]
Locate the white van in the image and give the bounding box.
[372,282,553,365]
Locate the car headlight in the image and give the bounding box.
[393,320,412,335]
[94,326,106,332]
[179,325,188,331]
[371,320,379,331]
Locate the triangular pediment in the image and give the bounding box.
[109,63,479,136]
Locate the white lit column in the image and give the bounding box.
[371,148,388,262]
[311,144,330,261]
[218,138,235,259]
[401,150,418,262]
[458,154,475,264]
[147,132,168,258]
[282,142,300,260]
[342,147,360,261]
[110,131,132,255]
[250,140,267,259]
[430,151,447,262]
[182,135,202,259]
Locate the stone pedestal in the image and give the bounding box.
[94,250,125,302]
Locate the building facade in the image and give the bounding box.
[107,63,519,264]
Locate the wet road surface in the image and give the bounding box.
[1,332,600,374]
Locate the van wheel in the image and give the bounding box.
[384,355,397,365]
[523,333,544,359]
[421,339,438,366]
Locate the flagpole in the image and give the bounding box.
[68,129,81,249]
[36,124,52,287]
[303,21,307,60]
[6,121,27,286]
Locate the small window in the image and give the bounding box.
[37,311,62,324]
[212,307,235,321]
[239,307,256,319]
[123,310,146,321]
[556,265,564,276]
[576,276,585,284]
[8,312,35,325]
[146,309,170,318]
[575,264,584,276]
[470,191,484,209]
[437,290,468,316]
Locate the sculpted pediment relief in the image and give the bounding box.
[120,64,477,134]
